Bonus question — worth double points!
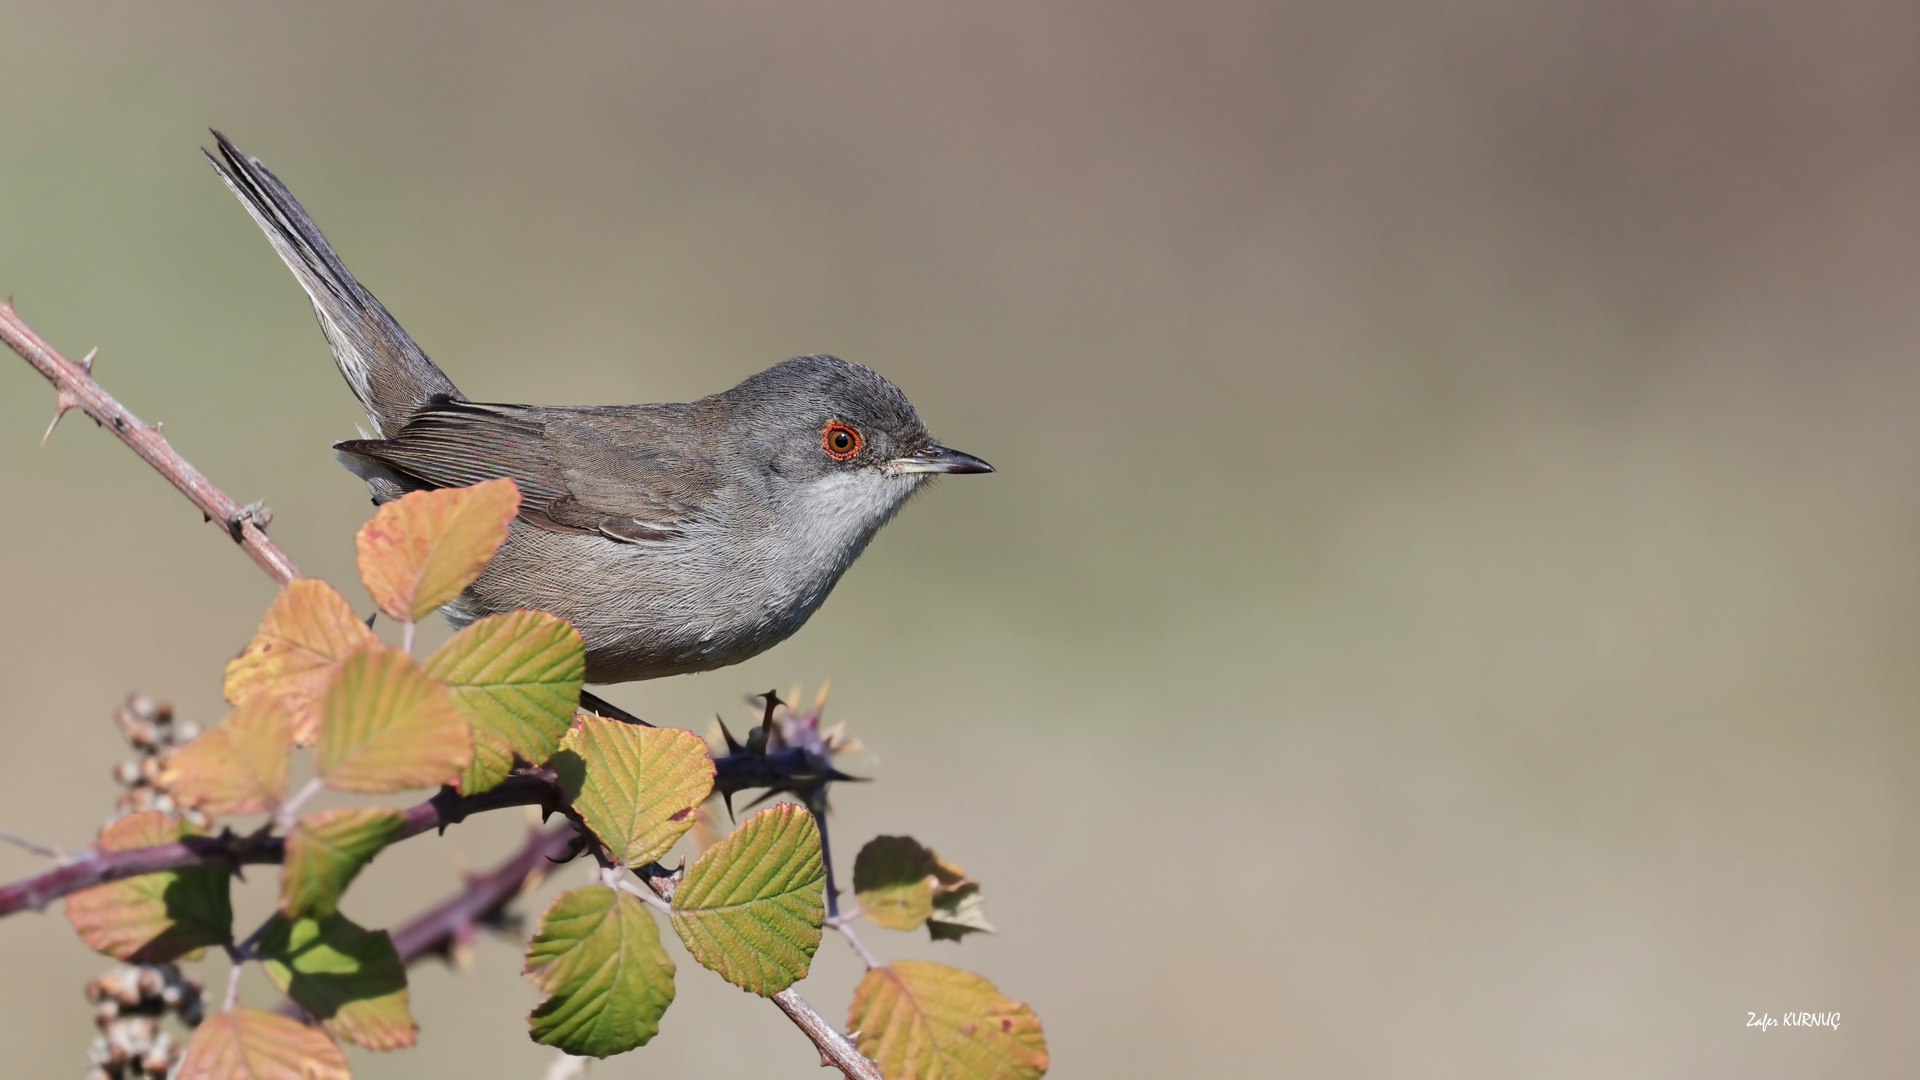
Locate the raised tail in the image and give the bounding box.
[205,131,462,437]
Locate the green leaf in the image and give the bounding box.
[848,961,1049,1080]
[258,913,415,1051]
[853,835,937,930]
[523,885,675,1057]
[281,807,406,919]
[929,882,996,942]
[65,811,231,962]
[668,803,824,995]
[553,718,713,866]
[176,1006,350,1079]
[316,645,472,793]
[423,609,585,795]
[161,693,293,817]
[854,835,995,939]
[460,724,519,800]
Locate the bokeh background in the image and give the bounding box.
[2,1,1917,1075]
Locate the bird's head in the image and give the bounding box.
[729,355,993,504]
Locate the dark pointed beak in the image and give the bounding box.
[887,444,995,475]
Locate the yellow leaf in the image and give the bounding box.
[223,579,379,744]
[422,609,585,795]
[554,718,713,867]
[176,1007,350,1080]
[162,695,293,817]
[316,646,472,794]
[356,477,520,622]
[848,961,1048,1080]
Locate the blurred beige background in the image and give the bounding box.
[2,1,1917,1075]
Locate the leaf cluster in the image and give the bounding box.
[57,479,1047,1079]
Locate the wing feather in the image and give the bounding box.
[333,400,718,543]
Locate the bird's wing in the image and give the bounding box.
[334,400,724,543]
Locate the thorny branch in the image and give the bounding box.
[0,773,568,916]
[3,301,883,1077]
[390,823,577,965]
[0,301,300,585]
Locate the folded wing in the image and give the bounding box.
[335,400,721,543]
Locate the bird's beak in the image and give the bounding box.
[887,444,995,475]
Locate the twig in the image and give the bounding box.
[0,301,301,585]
[0,828,69,860]
[614,877,672,915]
[813,805,842,920]
[274,778,324,831]
[0,772,566,916]
[825,914,880,970]
[771,988,884,1080]
[234,912,277,958]
[221,948,245,1012]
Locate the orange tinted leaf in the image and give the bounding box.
[316,647,472,794]
[553,718,713,866]
[223,579,378,743]
[848,961,1048,1080]
[162,695,292,817]
[356,478,520,622]
[176,1007,350,1080]
[66,812,231,962]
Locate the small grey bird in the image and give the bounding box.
[206,132,991,683]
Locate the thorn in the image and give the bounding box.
[715,714,742,754]
[79,346,96,373]
[721,790,737,823]
[40,390,79,445]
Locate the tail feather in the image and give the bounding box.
[205,131,461,436]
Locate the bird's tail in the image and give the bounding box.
[205,131,462,437]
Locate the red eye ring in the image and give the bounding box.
[821,420,862,460]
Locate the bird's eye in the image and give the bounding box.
[821,420,862,460]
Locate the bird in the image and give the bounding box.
[204,132,992,685]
